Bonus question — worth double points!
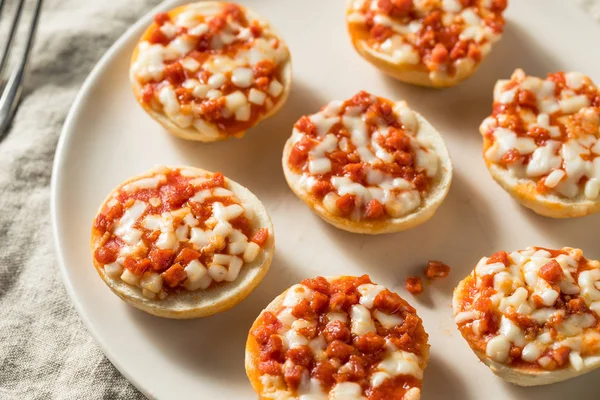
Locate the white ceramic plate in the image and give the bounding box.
[51,0,600,398]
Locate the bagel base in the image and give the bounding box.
[481,78,600,219]
[90,166,274,319]
[282,111,453,234]
[453,276,600,386]
[347,32,479,88]
[130,2,292,142]
[246,276,430,399]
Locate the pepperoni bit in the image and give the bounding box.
[312,361,337,390]
[262,335,285,361]
[154,12,171,26]
[291,299,315,320]
[174,247,201,265]
[164,62,185,86]
[301,276,330,293]
[370,24,393,42]
[430,43,449,64]
[161,263,187,288]
[377,0,412,18]
[517,90,537,109]
[509,346,522,359]
[252,312,281,344]
[289,142,311,169]
[336,194,356,216]
[222,3,243,21]
[199,99,224,122]
[94,245,118,264]
[354,332,386,353]
[539,260,562,284]
[312,181,333,199]
[385,128,410,151]
[374,289,407,313]
[325,340,354,362]
[310,292,329,313]
[149,248,175,272]
[249,21,263,37]
[251,228,269,247]
[343,163,365,183]
[285,346,313,368]
[283,364,304,390]
[348,91,374,109]
[487,251,508,266]
[175,87,193,103]
[124,257,151,275]
[323,320,351,343]
[491,0,508,12]
[295,116,318,137]
[424,260,451,280]
[341,355,367,381]
[449,41,468,61]
[253,60,275,78]
[161,182,194,208]
[95,203,123,232]
[148,29,170,45]
[552,347,571,367]
[567,298,586,314]
[467,43,481,62]
[142,85,155,104]
[255,76,269,91]
[501,149,520,165]
[205,172,225,189]
[208,16,227,33]
[258,360,282,376]
[405,276,423,295]
[365,199,385,219]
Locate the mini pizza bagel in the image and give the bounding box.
[453,247,600,386]
[246,275,429,399]
[130,2,292,142]
[346,0,507,87]
[481,69,600,218]
[282,91,452,234]
[90,166,274,319]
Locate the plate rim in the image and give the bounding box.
[49,1,600,399]
[50,0,182,398]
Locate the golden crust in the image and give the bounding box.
[245,277,430,398]
[344,0,486,89]
[347,34,481,88]
[282,111,453,234]
[130,1,292,142]
[481,137,600,219]
[453,272,600,386]
[90,165,274,319]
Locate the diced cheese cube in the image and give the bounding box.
[181,58,200,72]
[243,242,260,263]
[184,259,207,283]
[208,73,226,89]
[232,67,254,88]
[140,272,163,293]
[248,89,267,105]
[208,264,228,282]
[224,91,248,111]
[104,263,123,279]
[235,104,251,121]
[213,254,232,265]
[225,256,243,281]
[268,80,283,97]
[228,240,248,255]
[121,268,140,286]
[190,228,210,247]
